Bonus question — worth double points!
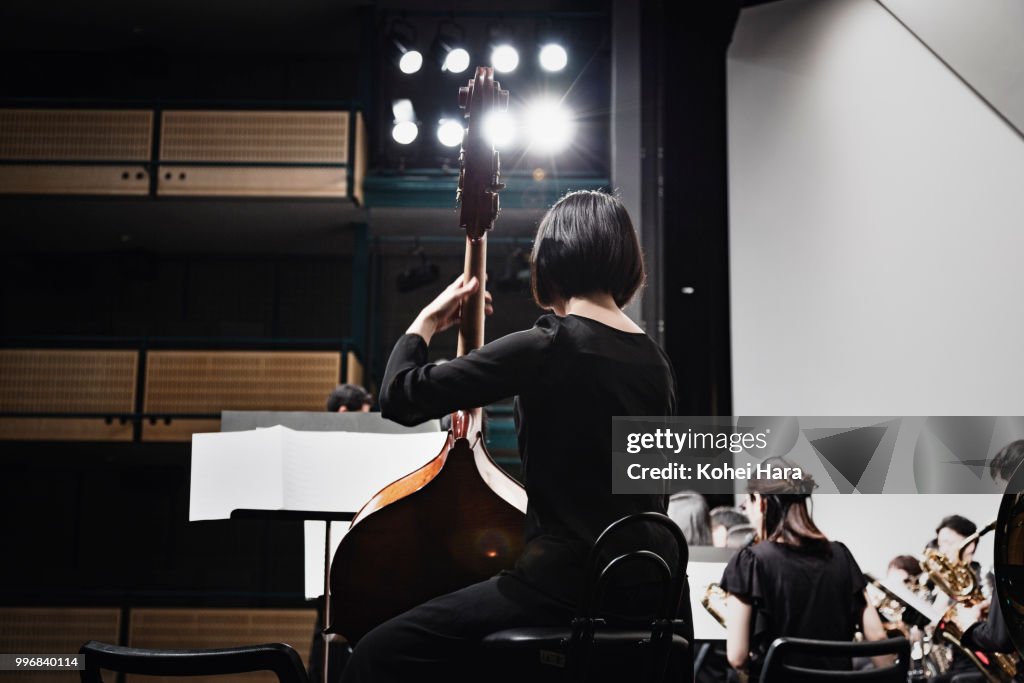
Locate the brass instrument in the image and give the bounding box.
[865,573,913,637]
[923,520,1018,683]
[702,582,729,628]
[700,582,750,683]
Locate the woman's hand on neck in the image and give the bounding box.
[552,292,644,334]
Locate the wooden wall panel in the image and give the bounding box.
[0,109,152,161]
[159,112,348,164]
[126,608,316,683]
[0,349,138,414]
[143,351,340,414]
[0,607,120,683]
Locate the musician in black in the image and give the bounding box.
[720,461,891,679]
[339,190,690,683]
[934,440,1024,683]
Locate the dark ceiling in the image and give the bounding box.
[0,0,609,54]
[0,0,367,53]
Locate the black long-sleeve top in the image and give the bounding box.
[379,312,680,606]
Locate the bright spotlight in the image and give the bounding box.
[483,110,515,149]
[539,44,568,72]
[526,100,573,152]
[398,50,423,74]
[391,99,415,123]
[443,48,471,73]
[437,119,464,147]
[491,44,519,73]
[392,121,419,145]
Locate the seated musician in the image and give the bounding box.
[720,460,891,678]
[710,506,750,548]
[340,190,690,683]
[326,383,373,413]
[932,444,1024,683]
[886,554,922,588]
[928,515,991,683]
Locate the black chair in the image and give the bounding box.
[80,640,310,683]
[758,636,910,683]
[481,512,691,683]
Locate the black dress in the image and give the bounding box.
[339,313,689,683]
[719,539,867,676]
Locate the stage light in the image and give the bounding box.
[392,99,415,123]
[491,44,519,73]
[443,48,471,74]
[483,110,515,149]
[392,99,418,145]
[525,100,573,152]
[539,44,568,72]
[392,121,418,145]
[430,20,471,74]
[388,20,422,75]
[437,119,464,147]
[398,50,423,74]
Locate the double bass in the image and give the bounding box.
[327,67,528,648]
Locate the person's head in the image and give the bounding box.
[530,190,645,313]
[709,506,749,548]
[667,491,712,546]
[936,514,977,563]
[887,555,922,585]
[743,458,827,552]
[990,440,1024,488]
[326,383,373,413]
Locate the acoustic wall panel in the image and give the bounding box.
[0,109,152,161]
[0,349,138,442]
[157,111,351,197]
[0,607,120,683]
[0,109,153,195]
[159,111,348,164]
[126,608,316,683]
[0,349,138,414]
[143,351,340,414]
[156,166,347,197]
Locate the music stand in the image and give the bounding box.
[188,412,443,683]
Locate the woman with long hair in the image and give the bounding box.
[721,458,889,678]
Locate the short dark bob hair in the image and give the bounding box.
[530,190,645,309]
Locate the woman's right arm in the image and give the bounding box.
[379,277,556,426]
[725,594,753,671]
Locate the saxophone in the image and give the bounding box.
[702,582,729,627]
[923,520,1018,683]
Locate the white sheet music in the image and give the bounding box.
[189,425,448,521]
